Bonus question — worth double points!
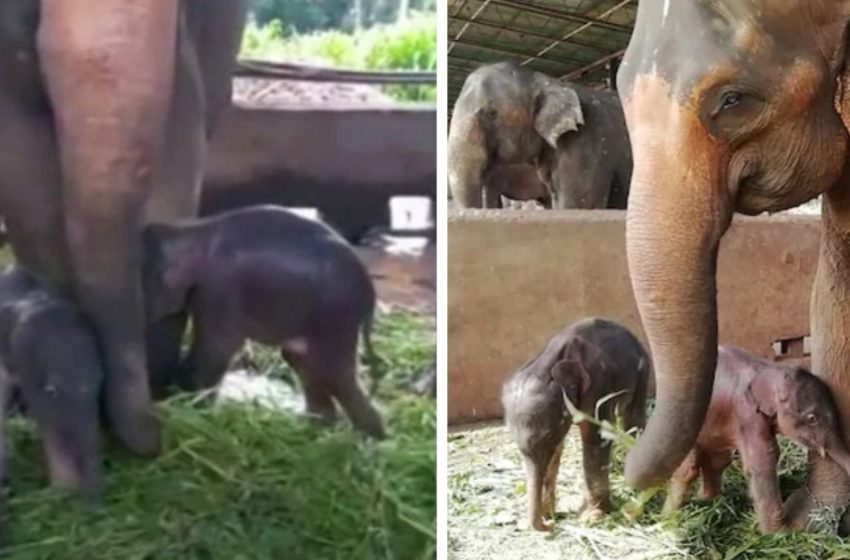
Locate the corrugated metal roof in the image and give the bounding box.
[447,0,637,117]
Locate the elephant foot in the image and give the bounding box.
[105,385,161,457]
[578,497,610,522]
[530,517,553,532]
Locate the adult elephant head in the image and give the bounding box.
[448,62,632,210]
[618,2,850,490]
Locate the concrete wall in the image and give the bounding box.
[201,105,436,239]
[448,209,821,425]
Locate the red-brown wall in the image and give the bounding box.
[448,209,820,425]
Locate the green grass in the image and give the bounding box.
[240,14,437,103]
[2,310,435,560]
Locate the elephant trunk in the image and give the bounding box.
[623,139,734,489]
[825,431,850,478]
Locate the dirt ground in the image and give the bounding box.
[448,424,691,560]
[447,423,831,560]
[233,77,394,108]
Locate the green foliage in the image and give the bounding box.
[240,13,436,103]
[250,0,352,34]
[250,0,437,32]
[3,311,435,559]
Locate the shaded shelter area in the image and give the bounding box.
[447,0,637,118]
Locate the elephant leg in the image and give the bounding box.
[578,422,612,520]
[482,184,503,209]
[662,449,699,515]
[331,365,385,439]
[144,5,205,224]
[785,192,850,532]
[0,103,70,291]
[179,299,242,392]
[146,311,188,399]
[523,452,554,531]
[541,440,564,519]
[280,348,338,425]
[37,1,180,455]
[186,0,249,135]
[305,333,384,439]
[700,449,732,499]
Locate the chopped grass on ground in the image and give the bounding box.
[448,419,850,560]
[3,310,435,560]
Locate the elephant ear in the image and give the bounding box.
[829,17,850,130]
[551,359,590,411]
[533,78,584,150]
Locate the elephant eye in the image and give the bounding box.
[44,385,56,397]
[806,413,818,424]
[720,91,743,111]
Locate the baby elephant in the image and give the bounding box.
[663,346,850,533]
[0,266,103,498]
[144,205,384,438]
[502,318,649,531]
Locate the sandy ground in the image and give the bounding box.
[357,236,435,314]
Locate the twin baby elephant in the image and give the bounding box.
[502,318,850,533]
[0,206,384,499]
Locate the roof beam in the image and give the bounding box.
[448,15,608,53]
[490,0,633,33]
[448,0,493,55]
[519,0,634,66]
[453,36,586,66]
[561,48,626,80]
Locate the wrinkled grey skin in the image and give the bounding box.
[614,0,850,532]
[664,347,850,533]
[501,318,649,531]
[0,266,102,498]
[143,205,385,439]
[0,1,247,456]
[448,62,633,209]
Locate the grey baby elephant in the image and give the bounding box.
[502,318,650,531]
[0,265,103,498]
[143,205,384,439]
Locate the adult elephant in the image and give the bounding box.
[617,0,850,529]
[448,62,632,209]
[0,1,247,455]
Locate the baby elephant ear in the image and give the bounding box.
[533,79,584,150]
[551,359,590,409]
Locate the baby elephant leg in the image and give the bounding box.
[281,348,337,424]
[179,314,242,393]
[307,334,384,439]
[578,422,612,520]
[540,440,564,520]
[663,449,700,515]
[145,311,188,399]
[522,443,562,532]
[700,449,733,499]
[740,424,785,533]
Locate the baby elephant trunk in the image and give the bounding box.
[43,429,102,501]
[825,433,850,478]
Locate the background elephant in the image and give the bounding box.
[616,0,850,530]
[447,62,632,210]
[0,1,247,454]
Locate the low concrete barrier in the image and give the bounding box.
[202,105,436,239]
[448,209,821,425]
